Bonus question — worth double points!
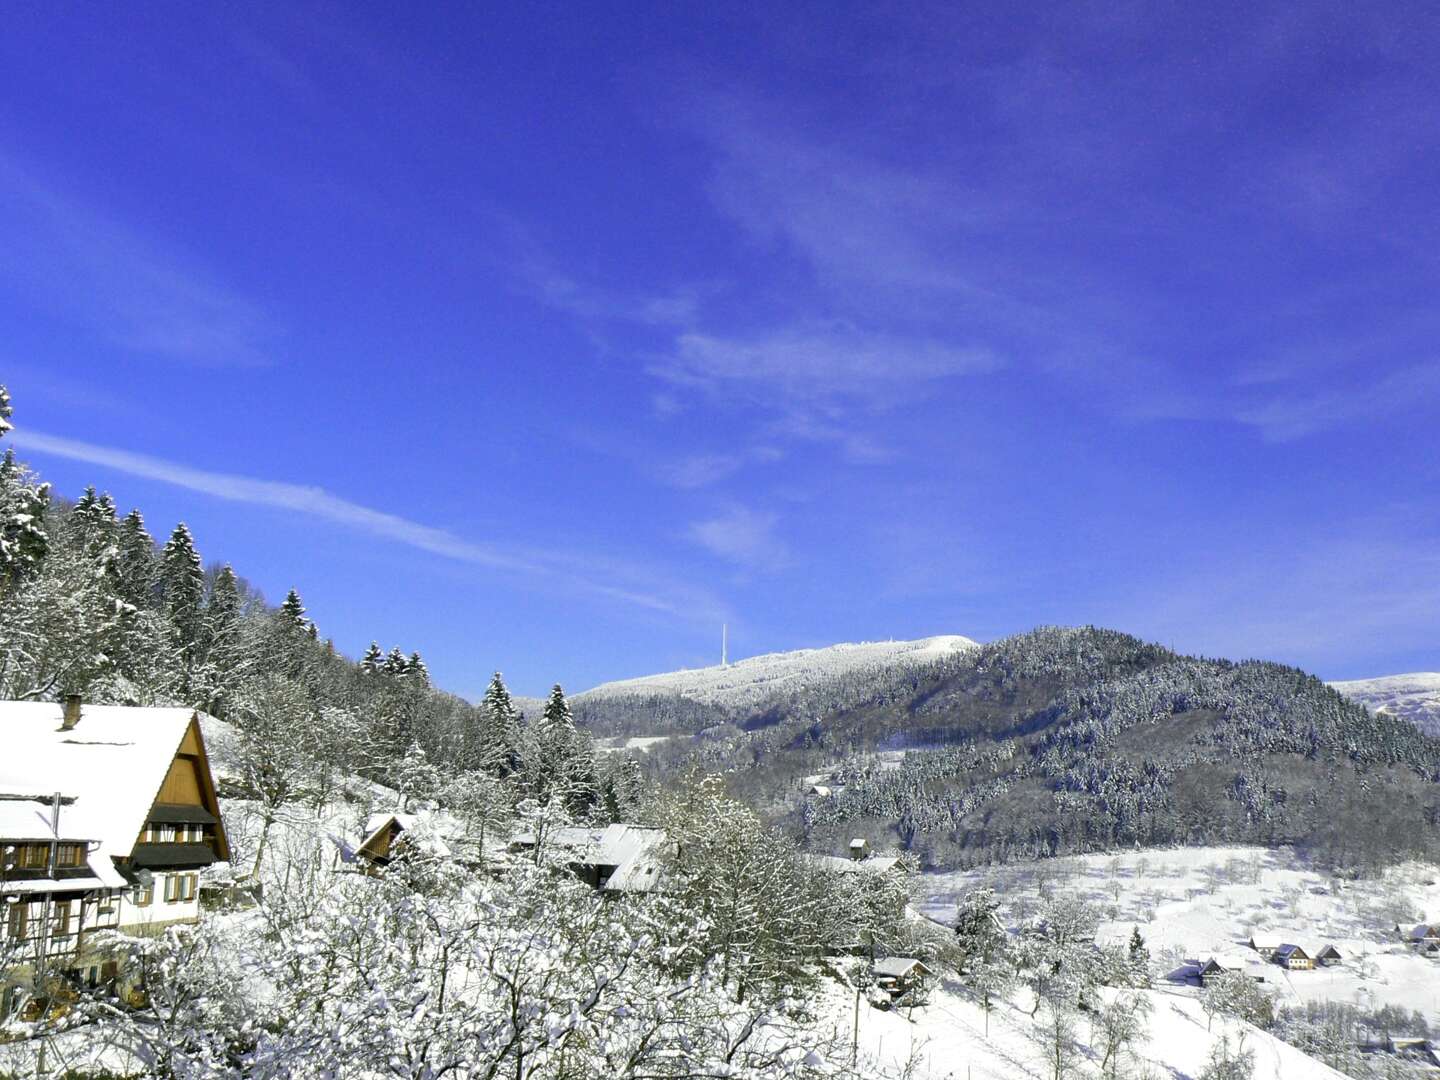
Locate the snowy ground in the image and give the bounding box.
[913,846,1440,1029]
[824,978,1346,1080]
[595,735,674,754]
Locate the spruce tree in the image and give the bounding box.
[360,642,384,674]
[278,588,309,632]
[160,523,206,646]
[0,449,49,591]
[115,509,158,610]
[385,646,408,676]
[480,671,522,774]
[406,651,429,686]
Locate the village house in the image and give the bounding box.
[1,698,230,1014]
[512,823,672,895]
[804,852,905,876]
[351,811,456,871]
[1400,923,1440,954]
[1314,944,1343,967]
[1198,955,1267,986]
[1273,944,1315,970]
[1247,932,1282,954]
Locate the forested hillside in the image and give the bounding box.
[0,386,636,829]
[1331,672,1440,738]
[597,627,1440,872]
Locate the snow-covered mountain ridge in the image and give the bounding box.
[1330,672,1440,738]
[577,634,979,710]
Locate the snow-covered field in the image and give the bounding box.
[1331,673,1440,738]
[914,847,1440,1029]
[595,734,674,754]
[833,979,1345,1079]
[578,635,979,709]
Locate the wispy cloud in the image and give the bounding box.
[0,152,277,366]
[656,446,784,490]
[1233,361,1440,442]
[686,505,789,572]
[697,95,1011,302]
[12,428,721,620]
[658,324,998,408]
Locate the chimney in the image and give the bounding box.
[61,694,82,731]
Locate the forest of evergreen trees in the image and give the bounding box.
[0,385,638,834]
[587,626,1440,873]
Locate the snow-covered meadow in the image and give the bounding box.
[915,847,1440,1030]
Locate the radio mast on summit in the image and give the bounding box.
[722,623,728,667]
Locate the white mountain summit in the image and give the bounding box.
[578,635,980,711]
[1330,672,1440,738]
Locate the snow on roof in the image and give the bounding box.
[1274,944,1310,959]
[0,701,203,888]
[804,853,903,875]
[543,824,671,893]
[873,957,930,979]
[0,797,91,842]
[1094,921,1139,948]
[1201,953,1252,972]
[1249,933,1282,949]
[359,812,455,858]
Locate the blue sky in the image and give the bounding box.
[3,3,1438,697]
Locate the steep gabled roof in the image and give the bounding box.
[873,957,930,979]
[358,812,455,860]
[0,702,220,888]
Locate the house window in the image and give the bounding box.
[21,844,48,869]
[96,892,116,915]
[52,900,72,938]
[132,882,153,908]
[164,872,198,903]
[56,844,84,868]
[6,903,27,940]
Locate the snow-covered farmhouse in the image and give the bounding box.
[1,698,230,1003]
[1198,955,1267,986]
[1401,923,1440,955]
[513,824,672,894]
[1273,944,1315,970]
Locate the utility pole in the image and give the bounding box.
[851,980,860,1067]
[722,623,728,667]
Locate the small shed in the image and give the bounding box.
[1315,944,1343,967]
[872,957,933,999]
[808,785,832,798]
[849,838,869,860]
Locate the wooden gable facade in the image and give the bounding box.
[124,715,231,873]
